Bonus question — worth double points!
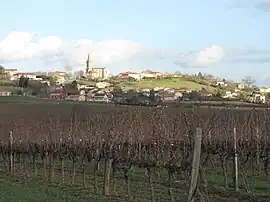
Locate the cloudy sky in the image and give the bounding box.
[0,0,270,85]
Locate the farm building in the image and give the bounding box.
[88,93,112,103]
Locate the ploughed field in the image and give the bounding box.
[0,103,269,201]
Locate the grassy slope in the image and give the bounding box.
[0,164,269,202]
[0,176,71,202]
[117,78,217,92]
[65,78,211,90]
[1,77,216,93]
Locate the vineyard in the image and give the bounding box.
[0,103,270,201]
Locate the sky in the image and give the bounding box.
[0,0,270,85]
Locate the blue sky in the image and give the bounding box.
[0,0,270,85]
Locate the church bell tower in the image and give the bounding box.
[86,54,92,73]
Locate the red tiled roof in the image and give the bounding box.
[13,73,36,76]
[117,75,129,79]
[141,71,162,75]
[119,71,138,75]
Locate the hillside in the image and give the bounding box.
[67,77,222,93]
[116,77,218,92]
[0,74,238,97]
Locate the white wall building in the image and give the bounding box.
[117,72,141,80]
[11,73,42,81]
[216,81,227,87]
[140,71,163,79]
[260,87,270,94]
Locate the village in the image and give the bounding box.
[0,54,269,105]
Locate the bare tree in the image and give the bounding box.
[0,65,5,74]
[73,70,84,79]
[242,76,255,87]
[64,64,73,72]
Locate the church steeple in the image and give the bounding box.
[86,54,92,73]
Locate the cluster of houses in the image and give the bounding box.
[47,81,112,102]
[215,81,267,103]
[3,69,67,85]
[1,66,269,104]
[45,80,189,104]
[1,53,270,104]
[45,79,245,105]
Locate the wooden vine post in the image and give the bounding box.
[103,158,112,195]
[187,128,202,202]
[233,127,239,192]
[256,127,260,169]
[9,131,13,174]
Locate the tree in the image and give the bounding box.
[48,76,56,86]
[71,80,78,88]
[238,92,247,101]
[242,76,255,87]
[19,76,24,87]
[128,77,136,82]
[149,89,155,102]
[198,72,203,78]
[29,80,49,97]
[203,73,214,79]
[19,76,30,88]
[64,64,73,72]
[0,65,4,74]
[73,70,84,79]
[25,78,29,88]
[266,93,270,101]
[19,76,25,88]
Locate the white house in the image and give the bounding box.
[96,82,111,89]
[222,91,238,99]
[4,69,18,77]
[117,72,141,80]
[11,73,42,81]
[237,83,245,89]
[140,71,163,79]
[260,87,270,94]
[251,94,266,104]
[216,81,227,87]
[88,93,111,103]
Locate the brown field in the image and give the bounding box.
[0,102,270,201]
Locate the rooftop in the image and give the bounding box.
[13,72,36,76]
[4,69,17,71]
[120,71,139,74]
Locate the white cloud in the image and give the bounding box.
[175,46,225,68]
[0,32,39,61]
[0,32,144,67]
[0,31,225,70]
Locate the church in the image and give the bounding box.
[84,54,109,80]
